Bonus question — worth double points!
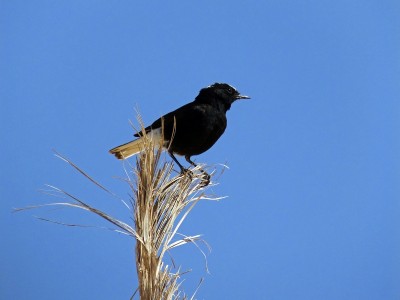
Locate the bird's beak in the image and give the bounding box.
[236,94,250,100]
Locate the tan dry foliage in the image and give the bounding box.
[16,117,224,300]
[133,126,214,300]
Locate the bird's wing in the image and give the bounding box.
[134,102,195,138]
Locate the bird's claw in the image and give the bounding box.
[180,168,210,187]
[181,168,194,180]
[200,174,210,187]
[199,171,211,187]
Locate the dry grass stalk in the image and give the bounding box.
[16,116,223,300]
[132,121,217,300]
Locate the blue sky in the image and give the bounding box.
[1,1,399,299]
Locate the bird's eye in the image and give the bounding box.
[226,88,233,94]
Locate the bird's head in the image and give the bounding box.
[196,83,250,111]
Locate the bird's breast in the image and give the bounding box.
[169,105,227,156]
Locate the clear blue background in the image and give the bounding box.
[2,1,399,299]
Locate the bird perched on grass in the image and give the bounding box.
[109,83,249,183]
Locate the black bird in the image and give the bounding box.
[109,83,249,175]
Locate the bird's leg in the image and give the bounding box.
[169,151,192,178]
[184,155,198,168]
[168,151,185,172]
[185,155,210,187]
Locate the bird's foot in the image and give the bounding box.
[179,167,210,187]
[180,168,194,180]
[199,170,211,187]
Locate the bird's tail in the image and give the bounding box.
[109,138,143,159]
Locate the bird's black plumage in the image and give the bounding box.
[109,83,249,176]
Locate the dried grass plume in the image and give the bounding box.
[16,115,225,300]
